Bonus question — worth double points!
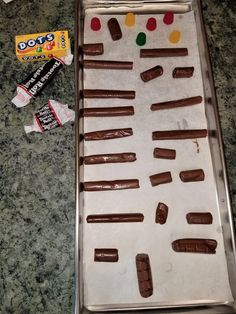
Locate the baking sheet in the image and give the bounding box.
[82,10,233,309]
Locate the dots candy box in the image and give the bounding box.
[15,30,70,62]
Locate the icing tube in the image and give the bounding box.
[24,100,75,133]
[12,53,73,108]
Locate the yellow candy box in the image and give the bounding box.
[15,31,70,62]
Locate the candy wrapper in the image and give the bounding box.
[24,100,75,133]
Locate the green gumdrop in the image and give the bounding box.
[136,32,146,46]
[36,47,42,53]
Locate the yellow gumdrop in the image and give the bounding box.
[125,13,136,27]
[169,30,181,44]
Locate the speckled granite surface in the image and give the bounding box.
[0,0,235,313]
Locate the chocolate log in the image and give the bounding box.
[186,212,213,224]
[87,213,144,223]
[140,48,188,58]
[153,147,176,159]
[107,18,122,41]
[140,65,163,82]
[83,89,135,99]
[173,67,194,78]
[179,169,205,182]
[150,171,172,187]
[152,129,208,140]
[81,106,134,117]
[83,43,104,56]
[172,239,217,254]
[84,128,133,141]
[82,179,140,191]
[156,202,168,224]
[83,152,136,164]
[151,96,203,111]
[94,248,118,262]
[83,60,133,70]
[136,254,153,298]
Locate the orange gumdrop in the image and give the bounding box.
[169,30,181,43]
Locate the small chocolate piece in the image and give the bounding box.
[84,152,136,164]
[83,43,104,56]
[87,213,144,223]
[84,128,133,141]
[150,172,172,187]
[83,179,140,191]
[152,129,208,140]
[172,239,217,254]
[94,248,118,262]
[107,18,122,40]
[153,147,176,159]
[140,65,163,82]
[156,202,168,224]
[140,48,188,58]
[83,89,135,99]
[83,60,133,70]
[151,96,203,111]
[81,106,134,117]
[173,67,194,78]
[186,212,213,224]
[136,254,153,298]
[179,169,205,182]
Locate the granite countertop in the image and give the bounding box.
[0,0,235,313]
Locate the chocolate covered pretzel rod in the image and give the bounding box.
[172,239,217,254]
[81,106,134,117]
[94,249,119,262]
[152,129,208,140]
[87,213,144,223]
[151,96,203,111]
[83,43,104,56]
[136,254,153,298]
[83,179,140,191]
[83,89,135,99]
[156,202,168,224]
[153,147,176,159]
[179,169,205,182]
[140,48,188,58]
[186,212,213,224]
[83,60,133,70]
[83,152,136,164]
[107,18,122,41]
[173,67,194,78]
[140,65,163,82]
[84,128,133,141]
[150,171,172,187]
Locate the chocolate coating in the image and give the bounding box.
[84,152,136,164]
[151,96,203,111]
[84,128,133,141]
[172,239,217,254]
[186,212,213,224]
[140,65,163,82]
[83,60,133,70]
[179,169,205,182]
[87,213,144,223]
[152,129,208,140]
[107,18,122,40]
[94,249,118,262]
[83,179,140,191]
[83,89,135,99]
[81,106,134,117]
[173,67,194,78]
[136,254,153,298]
[83,43,104,56]
[156,202,168,224]
[140,48,188,58]
[153,147,176,159]
[150,171,172,187]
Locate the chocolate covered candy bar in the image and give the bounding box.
[81,106,134,117]
[151,96,203,111]
[152,129,208,140]
[179,169,205,182]
[83,179,140,191]
[94,249,118,262]
[83,89,135,99]
[140,65,163,82]
[140,48,188,58]
[156,202,168,224]
[83,152,136,164]
[87,213,144,223]
[153,147,176,159]
[172,239,217,254]
[83,43,104,56]
[136,254,153,298]
[186,212,213,224]
[107,18,122,41]
[83,60,133,70]
[84,128,133,141]
[150,171,172,187]
[173,67,194,78]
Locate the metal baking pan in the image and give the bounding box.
[74,0,236,313]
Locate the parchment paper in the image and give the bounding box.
[82,11,233,309]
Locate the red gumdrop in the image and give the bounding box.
[163,11,174,25]
[91,17,101,31]
[146,17,157,31]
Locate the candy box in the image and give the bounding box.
[15,30,70,62]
